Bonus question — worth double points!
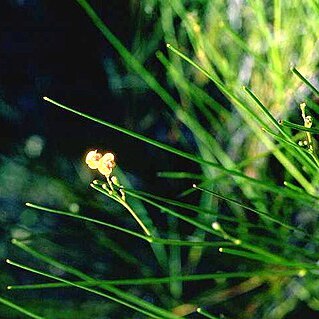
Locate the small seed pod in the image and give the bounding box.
[305,115,313,128]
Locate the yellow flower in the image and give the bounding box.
[85,150,102,169]
[98,152,116,177]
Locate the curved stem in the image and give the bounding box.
[120,200,151,237]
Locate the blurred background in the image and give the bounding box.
[1,0,319,318]
[1,1,199,318]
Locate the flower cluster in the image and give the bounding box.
[85,150,116,177]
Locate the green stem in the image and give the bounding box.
[219,248,315,270]
[244,86,317,173]
[261,127,319,170]
[0,297,46,319]
[279,120,319,134]
[93,183,151,236]
[193,185,312,234]
[9,241,182,319]
[166,44,315,194]
[6,260,166,319]
[11,239,92,280]
[43,96,283,191]
[197,308,221,319]
[25,202,227,247]
[26,202,149,241]
[291,67,319,96]
[121,200,151,236]
[123,186,308,266]
[8,269,301,290]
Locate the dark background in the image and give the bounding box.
[0,1,199,318]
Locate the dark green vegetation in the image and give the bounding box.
[2,1,319,318]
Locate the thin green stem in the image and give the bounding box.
[26,202,226,247]
[291,67,319,96]
[125,188,282,234]
[26,202,150,241]
[8,241,183,319]
[152,238,234,247]
[0,297,45,319]
[219,248,315,269]
[262,126,319,166]
[92,181,152,236]
[197,308,221,319]
[8,269,302,290]
[279,120,319,134]
[243,86,282,133]
[244,86,318,173]
[121,200,151,236]
[11,239,93,280]
[43,96,318,199]
[42,97,263,184]
[166,44,315,194]
[159,171,319,203]
[193,185,311,234]
[283,181,304,193]
[6,260,166,319]
[121,186,305,266]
